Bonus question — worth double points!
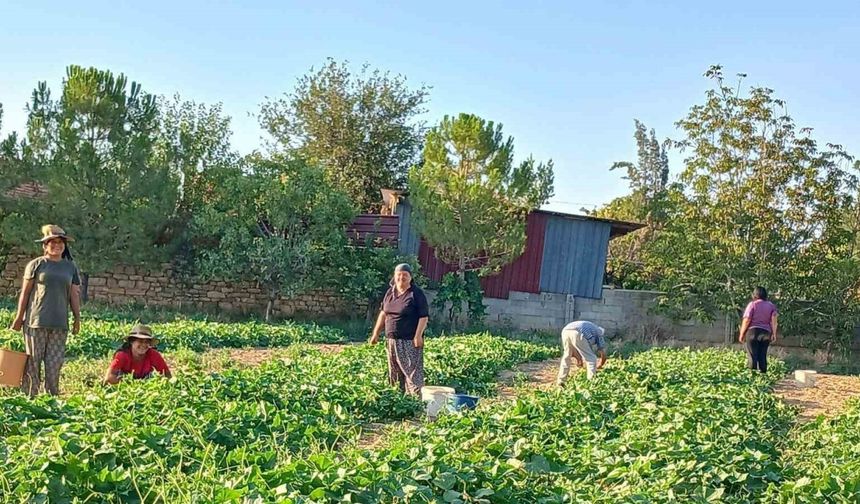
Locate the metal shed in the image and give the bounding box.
[396,201,642,299]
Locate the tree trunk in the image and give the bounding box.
[81,272,90,303]
[366,300,376,325]
[265,289,277,323]
[456,257,468,330]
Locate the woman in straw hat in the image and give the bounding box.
[104,324,172,384]
[9,225,81,397]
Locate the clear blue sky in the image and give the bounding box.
[1,1,858,213]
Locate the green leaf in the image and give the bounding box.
[442,489,462,503]
[525,455,552,474]
[706,487,725,502]
[434,472,457,491]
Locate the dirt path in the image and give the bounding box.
[212,343,359,367]
[354,359,564,450]
[774,373,860,423]
[496,358,561,399]
[355,419,422,450]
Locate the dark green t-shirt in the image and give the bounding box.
[24,257,81,330]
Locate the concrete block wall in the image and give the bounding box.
[428,286,736,346]
[435,287,860,352]
[572,288,730,344]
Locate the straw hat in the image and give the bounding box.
[126,324,159,345]
[35,224,74,243]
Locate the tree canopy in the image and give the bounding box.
[260,59,429,211]
[409,113,554,276]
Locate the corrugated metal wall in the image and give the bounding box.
[396,202,421,256]
[417,239,455,281]
[400,202,613,300]
[538,216,611,299]
[481,212,547,298]
[415,212,548,299]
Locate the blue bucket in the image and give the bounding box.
[447,393,479,412]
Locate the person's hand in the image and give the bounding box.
[414,334,424,348]
[369,334,379,345]
[771,332,778,343]
[72,319,81,335]
[738,333,745,343]
[10,317,24,331]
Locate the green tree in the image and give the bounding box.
[0,104,28,261]
[595,120,670,288]
[334,244,421,322]
[154,95,236,211]
[410,113,554,276]
[1,66,179,275]
[650,66,860,352]
[409,113,554,324]
[259,59,429,210]
[153,95,239,277]
[193,155,356,321]
[606,119,669,220]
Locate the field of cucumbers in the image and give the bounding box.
[0,304,858,503]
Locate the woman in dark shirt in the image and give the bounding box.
[369,263,429,395]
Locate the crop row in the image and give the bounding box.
[173,348,797,503]
[0,334,555,503]
[771,399,860,503]
[0,306,346,358]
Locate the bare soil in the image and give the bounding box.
[496,358,561,399]
[773,373,860,423]
[355,419,422,450]
[213,343,358,367]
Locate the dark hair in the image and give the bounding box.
[118,337,152,353]
[43,238,75,261]
[753,286,768,300]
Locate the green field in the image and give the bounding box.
[0,305,857,503]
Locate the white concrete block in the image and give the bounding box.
[794,370,818,387]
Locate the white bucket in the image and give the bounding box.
[422,386,455,418]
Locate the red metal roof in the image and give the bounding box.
[417,212,549,299]
[346,214,399,247]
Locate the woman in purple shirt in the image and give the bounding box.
[738,286,779,373]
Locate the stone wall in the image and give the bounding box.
[0,251,356,319]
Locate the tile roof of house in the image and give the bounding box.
[4,181,48,199]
